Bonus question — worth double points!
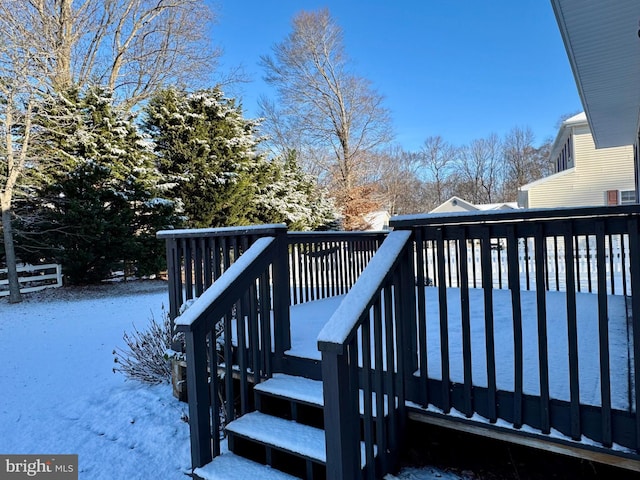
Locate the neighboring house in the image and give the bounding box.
[551,0,640,204]
[363,210,391,230]
[518,112,635,209]
[430,196,518,214]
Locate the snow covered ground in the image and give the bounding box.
[0,280,469,480]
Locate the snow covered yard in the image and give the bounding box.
[0,281,192,479]
[0,280,469,480]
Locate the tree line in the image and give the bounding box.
[370,128,553,217]
[10,86,337,286]
[1,3,555,300]
[0,1,338,299]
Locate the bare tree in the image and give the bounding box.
[373,146,428,215]
[502,126,552,201]
[0,0,218,302]
[459,133,504,204]
[259,9,393,226]
[3,0,218,108]
[0,21,43,302]
[419,136,458,206]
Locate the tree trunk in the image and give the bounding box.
[53,0,74,91]
[1,196,22,303]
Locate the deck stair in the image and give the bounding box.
[223,373,373,479]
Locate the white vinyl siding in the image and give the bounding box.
[525,125,635,208]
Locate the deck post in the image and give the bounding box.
[628,218,640,451]
[272,225,291,357]
[398,236,418,392]
[164,237,183,351]
[184,324,214,469]
[321,350,361,480]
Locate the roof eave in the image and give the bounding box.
[551,0,640,149]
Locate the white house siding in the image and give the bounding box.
[524,125,634,209]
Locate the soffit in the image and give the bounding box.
[551,0,640,148]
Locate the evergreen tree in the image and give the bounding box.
[20,87,178,284]
[142,87,262,228]
[252,151,340,230]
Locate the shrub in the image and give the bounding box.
[113,307,179,384]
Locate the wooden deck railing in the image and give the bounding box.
[157,226,386,326]
[158,225,387,472]
[287,231,386,305]
[157,224,289,322]
[404,206,633,295]
[318,230,415,479]
[172,235,290,468]
[162,205,640,476]
[391,205,640,456]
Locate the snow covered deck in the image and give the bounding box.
[288,287,632,410]
[161,206,640,476]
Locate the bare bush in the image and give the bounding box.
[113,308,179,384]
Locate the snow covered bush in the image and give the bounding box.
[113,307,178,384]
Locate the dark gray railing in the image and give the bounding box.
[157,226,386,328]
[162,207,640,476]
[391,205,640,456]
[173,234,290,469]
[160,226,387,473]
[288,231,387,305]
[406,207,632,295]
[157,224,289,325]
[318,230,415,480]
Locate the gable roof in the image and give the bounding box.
[551,0,640,148]
[430,196,518,214]
[430,196,477,213]
[547,112,587,165]
[475,202,518,211]
[363,210,390,231]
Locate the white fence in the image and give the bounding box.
[0,263,63,296]
[420,235,631,295]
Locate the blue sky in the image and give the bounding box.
[208,1,583,151]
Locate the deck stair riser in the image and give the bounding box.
[224,373,376,479]
[226,410,327,479]
[254,374,325,430]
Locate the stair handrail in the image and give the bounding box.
[175,233,290,471]
[318,229,416,479]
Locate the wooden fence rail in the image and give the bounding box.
[0,263,62,296]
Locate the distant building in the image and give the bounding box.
[363,210,390,230]
[430,196,518,214]
[517,112,635,209]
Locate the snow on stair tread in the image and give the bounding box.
[226,411,374,468]
[255,373,391,416]
[226,411,326,462]
[194,451,301,480]
[254,373,324,406]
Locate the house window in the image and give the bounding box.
[620,190,636,204]
[554,137,573,173]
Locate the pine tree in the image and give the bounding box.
[252,150,340,231]
[142,87,262,228]
[20,87,179,284]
